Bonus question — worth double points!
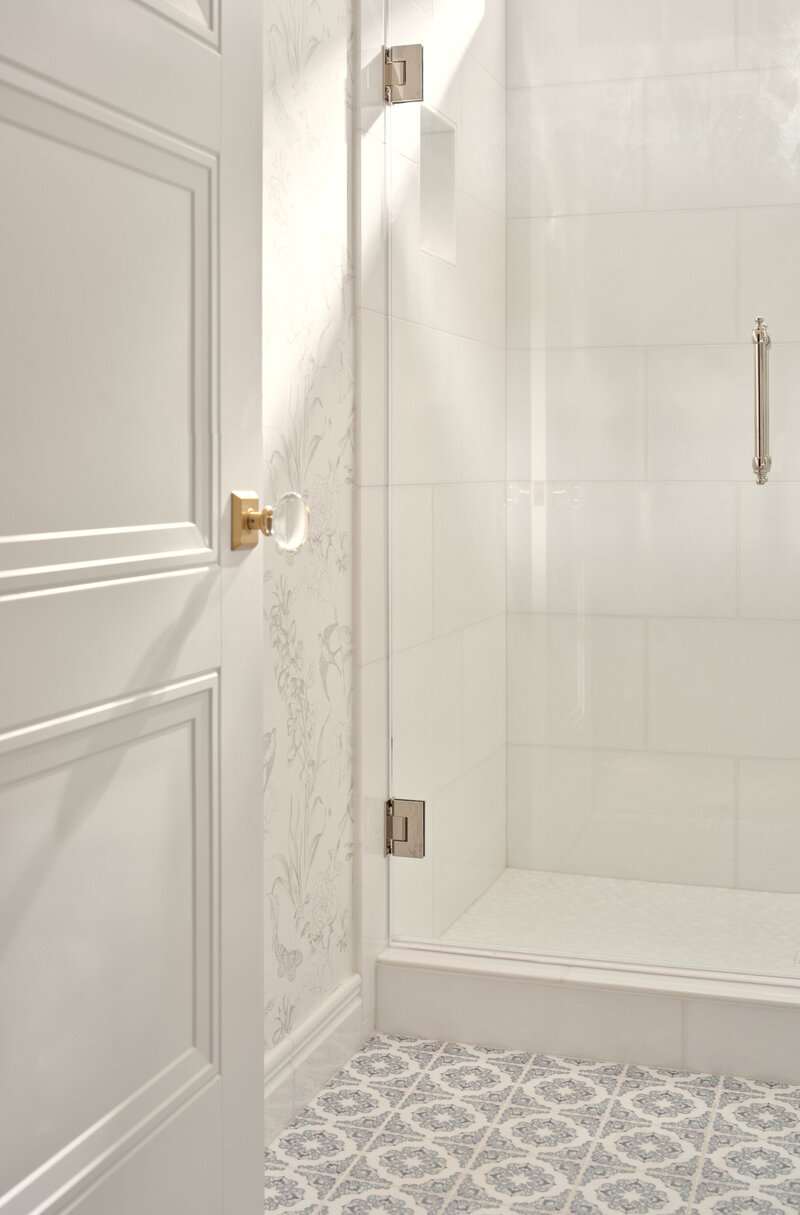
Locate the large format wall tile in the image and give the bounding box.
[507,745,737,886]
[740,206,800,342]
[506,0,736,87]
[507,613,646,751]
[508,481,737,618]
[649,619,800,758]
[741,482,800,619]
[393,634,462,797]
[508,213,737,350]
[508,81,645,219]
[391,319,461,485]
[430,748,506,936]
[462,615,506,766]
[647,345,751,481]
[737,0,800,70]
[391,486,433,653]
[433,482,505,635]
[543,211,737,349]
[645,70,800,211]
[739,758,800,893]
[461,58,506,217]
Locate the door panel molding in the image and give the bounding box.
[2,1056,219,1215]
[132,0,218,47]
[0,677,220,1213]
[0,67,218,592]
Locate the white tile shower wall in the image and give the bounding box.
[505,0,800,897]
[389,0,507,941]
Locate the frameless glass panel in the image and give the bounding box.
[389,0,800,981]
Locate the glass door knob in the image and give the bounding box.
[231,491,310,552]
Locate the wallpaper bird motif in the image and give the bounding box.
[261,0,355,1050]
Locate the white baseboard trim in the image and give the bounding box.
[377,946,800,1084]
[264,974,365,1145]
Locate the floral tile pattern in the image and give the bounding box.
[265,1035,800,1215]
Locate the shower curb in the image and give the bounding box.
[377,945,800,1083]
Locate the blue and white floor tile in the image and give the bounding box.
[265,1035,800,1215]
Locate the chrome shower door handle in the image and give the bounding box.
[753,316,772,485]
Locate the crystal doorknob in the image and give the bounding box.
[231,491,310,553]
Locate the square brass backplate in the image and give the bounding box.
[231,492,259,550]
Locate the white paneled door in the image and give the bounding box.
[0,3,263,1213]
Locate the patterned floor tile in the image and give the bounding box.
[713,1095,800,1143]
[458,1148,578,1213]
[721,1077,800,1104]
[589,1120,706,1179]
[440,1043,536,1068]
[264,1034,800,1215]
[321,1179,445,1215]
[266,1119,374,1176]
[264,1170,338,1213]
[625,1066,722,1093]
[441,1200,517,1215]
[305,1081,406,1130]
[692,1180,795,1213]
[569,1168,692,1215]
[610,1080,717,1131]
[526,1057,624,1080]
[349,1133,474,1195]
[385,1091,500,1145]
[511,1070,618,1119]
[416,1057,524,1105]
[487,1107,601,1163]
[335,1043,437,1092]
[703,1134,800,1188]
[371,1035,446,1058]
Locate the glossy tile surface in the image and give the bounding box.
[265,1034,800,1213]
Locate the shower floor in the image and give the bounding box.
[438,868,800,980]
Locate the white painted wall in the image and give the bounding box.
[505,0,800,894]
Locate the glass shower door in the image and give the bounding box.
[388,0,800,981]
[387,0,508,944]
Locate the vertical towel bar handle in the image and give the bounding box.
[753,316,772,485]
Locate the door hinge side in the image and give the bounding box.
[384,45,424,105]
[385,798,425,858]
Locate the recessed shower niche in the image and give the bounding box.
[419,106,456,263]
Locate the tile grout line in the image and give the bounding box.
[560,1063,629,1204]
[684,1072,726,1214]
[385,1043,550,1201]
[316,1039,525,1201]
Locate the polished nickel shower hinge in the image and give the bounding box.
[384,45,424,105]
[385,798,425,858]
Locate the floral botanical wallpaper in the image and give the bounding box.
[261,0,355,1049]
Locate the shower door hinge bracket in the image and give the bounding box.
[384,45,424,105]
[385,798,425,858]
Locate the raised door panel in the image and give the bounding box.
[0,679,219,1214]
[0,72,217,591]
[0,0,221,146]
[0,0,263,1210]
[137,0,218,43]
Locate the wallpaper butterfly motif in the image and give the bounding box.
[262,0,355,1051]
